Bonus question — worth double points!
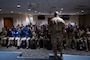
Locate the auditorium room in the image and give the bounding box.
[0,0,90,60]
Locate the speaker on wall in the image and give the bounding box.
[61,15,70,20]
[38,15,45,20]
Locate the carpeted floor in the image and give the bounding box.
[0,46,90,58]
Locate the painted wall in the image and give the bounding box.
[0,18,4,32]
[84,14,90,27]
[33,15,79,25]
[79,14,90,27]
[0,14,80,32]
[0,14,32,32]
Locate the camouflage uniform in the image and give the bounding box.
[50,16,65,60]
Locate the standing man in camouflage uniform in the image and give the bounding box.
[49,11,65,60]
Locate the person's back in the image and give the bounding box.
[50,11,65,33]
[49,11,65,60]
[50,11,65,38]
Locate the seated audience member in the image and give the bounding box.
[86,27,90,37]
[70,38,75,49]
[45,37,52,50]
[63,39,66,49]
[82,39,86,50]
[0,27,8,46]
[20,26,29,49]
[14,28,21,49]
[74,28,79,39]
[83,37,89,51]
[77,40,83,50]
[26,29,32,49]
[78,28,84,38]
[39,36,44,48]
[21,24,24,28]
[67,24,73,48]
[7,28,14,47]
[38,27,45,48]
[87,37,90,50]
[30,36,37,49]
[30,29,38,48]
[23,25,29,31]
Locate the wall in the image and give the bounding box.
[0,18,4,32]
[0,14,79,32]
[65,15,79,25]
[33,15,79,25]
[79,14,90,27]
[84,14,90,27]
[0,14,32,32]
[33,15,53,25]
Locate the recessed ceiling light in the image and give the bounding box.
[61,8,63,11]
[81,9,84,13]
[39,12,41,14]
[0,8,2,11]
[28,8,31,11]
[73,13,76,15]
[71,13,74,15]
[76,12,79,14]
[35,11,37,13]
[17,4,20,8]
[11,11,13,13]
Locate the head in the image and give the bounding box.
[54,11,59,17]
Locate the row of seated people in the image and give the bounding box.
[0,36,52,49]
[0,24,90,51]
[62,36,90,51]
[1,33,90,51]
[0,24,52,49]
[0,35,90,51]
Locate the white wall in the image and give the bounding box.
[33,15,57,25]
[0,18,4,32]
[0,14,79,31]
[0,14,32,28]
[13,14,31,27]
[65,15,79,25]
[33,15,79,25]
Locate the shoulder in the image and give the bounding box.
[51,17,65,24]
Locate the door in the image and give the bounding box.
[4,17,13,28]
[48,18,52,25]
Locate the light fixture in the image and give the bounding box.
[76,12,79,14]
[73,13,76,15]
[35,11,37,13]
[17,4,20,8]
[81,9,84,13]
[28,8,31,11]
[11,11,14,13]
[39,12,41,14]
[61,8,63,11]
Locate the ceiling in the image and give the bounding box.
[0,0,90,15]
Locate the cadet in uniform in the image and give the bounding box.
[49,11,65,60]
